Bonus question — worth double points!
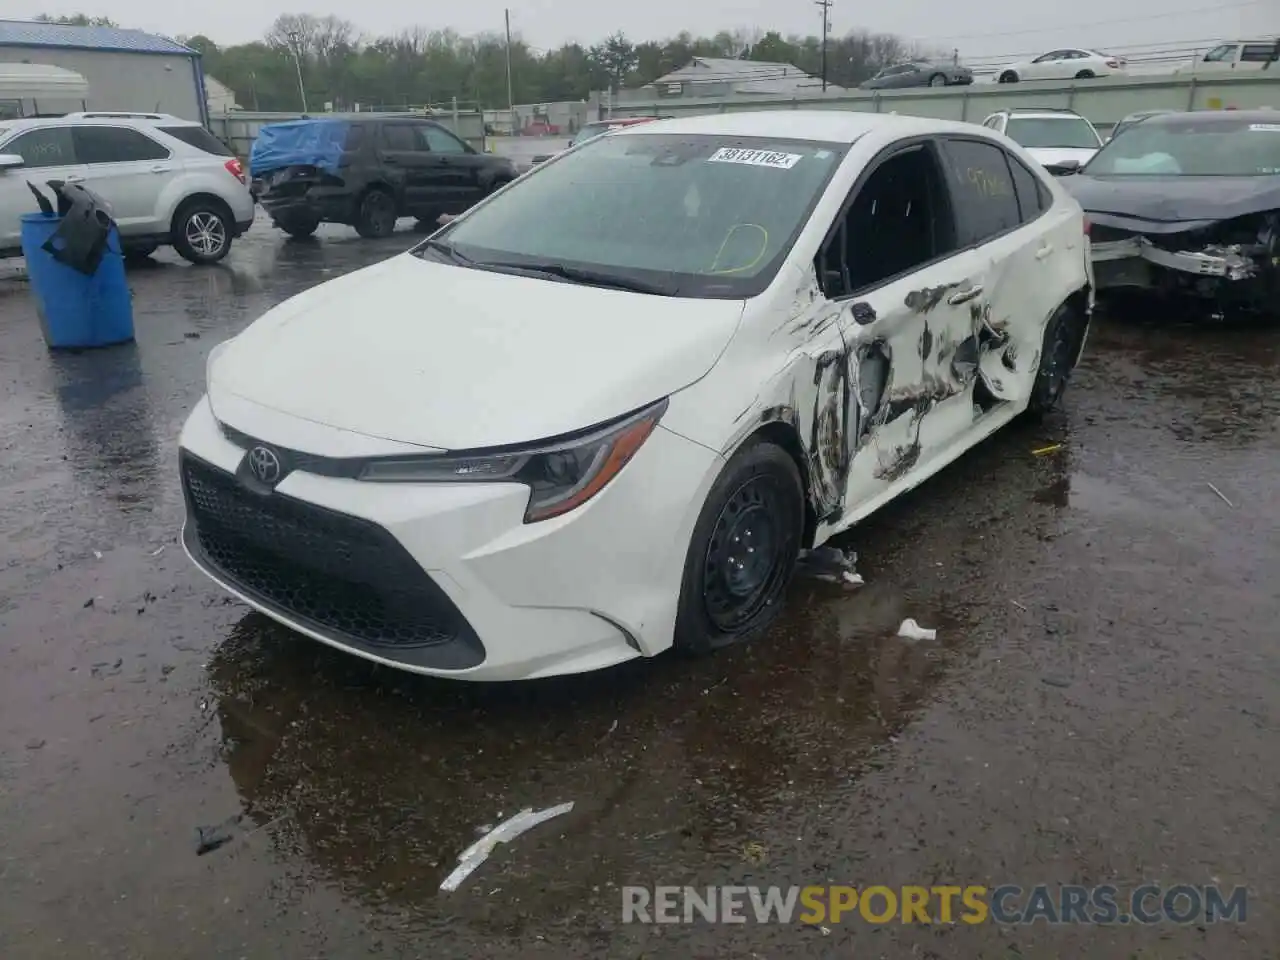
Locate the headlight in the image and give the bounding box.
[358,398,668,523]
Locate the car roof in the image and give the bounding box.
[0,112,197,132]
[612,110,992,144]
[1001,108,1088,119]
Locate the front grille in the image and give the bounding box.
[181,451,483,663]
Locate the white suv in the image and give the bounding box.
[0,112,255,265]
[981,108,1104,173]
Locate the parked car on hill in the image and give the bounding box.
[996,49,1127,83]
[859,59,974,89]
[0,111,254,264]
[180,110,1093,681]
[251,116,518,239]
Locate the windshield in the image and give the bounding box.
[417,132,847,298]
[1005,117,1101,150]
[1085,116,1280,176]
[569,123,613,146]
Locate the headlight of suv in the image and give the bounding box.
[358,398,668,523]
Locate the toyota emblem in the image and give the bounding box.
[247,445,283,485]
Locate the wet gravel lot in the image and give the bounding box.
[1,216,1277,959]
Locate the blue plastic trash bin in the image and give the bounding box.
[20,212,134,349]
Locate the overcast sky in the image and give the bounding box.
[20,0,1276,62]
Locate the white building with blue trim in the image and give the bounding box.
[0,19,208,125]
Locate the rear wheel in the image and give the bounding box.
[171,200,232,265]
[1027,300,1088,416]
[998,71,1019,83]
[1074,69,1096,79]
[354,189,397,239]
[928,73,947,87]
[674,441,804,656]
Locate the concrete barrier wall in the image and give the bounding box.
[605,72,1280,126]
[208,110,487,161]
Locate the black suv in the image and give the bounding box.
[250,117,519,239]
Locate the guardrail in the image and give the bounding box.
[608,72,1280,126]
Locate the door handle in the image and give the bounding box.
[1035,243,1054,260]
[384,156,399,164]
[149,164,170,174]
[947,284,984,305]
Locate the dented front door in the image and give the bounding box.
[834,248,998,521]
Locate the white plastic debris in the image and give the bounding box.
[897,618,937,641]
[440,802,574,892]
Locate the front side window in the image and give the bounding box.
[3,127,75,167]
[942,138,1022,245]
[1084,117,1280,176]
[1004,117,1101,149]
[1203,44,1237,62]
[420,133,848,298]
[73,126,169,164]
[422,124,468,154]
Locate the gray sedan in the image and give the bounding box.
[859,60,974,89]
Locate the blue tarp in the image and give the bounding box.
[249,119,352,178]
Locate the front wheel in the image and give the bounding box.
[276,214,320,239]
[354,189,397,239]
[1027,300,1088,416]
[674,441,804,656]
[172,201,232,265]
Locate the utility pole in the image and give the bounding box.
[285,29,307,113]
[814,0,833,92]
[504,9,516,133]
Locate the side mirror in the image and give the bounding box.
[0,153,25,171]
[1046,158,1082,175]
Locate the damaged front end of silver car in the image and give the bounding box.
[1088,211,1280,312]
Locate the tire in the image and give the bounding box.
[1027,300,1088,416]
[1074,69,1096,79]
[673,441,805,656]
[354,188,397,239]
[998,71,1019,84]
[171,200,232,265]
[277,214,320,239]
[928,73,947,87]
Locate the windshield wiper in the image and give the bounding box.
[477,260,677,296]
[419,238,475,266]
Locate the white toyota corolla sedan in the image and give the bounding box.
[179,111,1093,681]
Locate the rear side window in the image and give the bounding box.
[5,127,75,167]
[158,125,232,156]
[942,138,1022,245]
[344,124,367,150]
[74,126,169,163]
[1241,43,1278,63]
[1007,154,1048,220]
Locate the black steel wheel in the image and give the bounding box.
[928,73,947,87]
[1027,300,1087,416]
[674,441,804,655]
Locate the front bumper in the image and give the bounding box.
[1090,236,1273,306]
[177,396,722,681]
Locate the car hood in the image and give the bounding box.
[208,253,744,450]
[1061,174,1280,232]
[1025,147,1098,168]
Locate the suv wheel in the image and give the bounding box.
[355,189,397,239]
[172,200,232,265]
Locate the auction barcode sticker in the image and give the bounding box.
[707,147,803,169]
